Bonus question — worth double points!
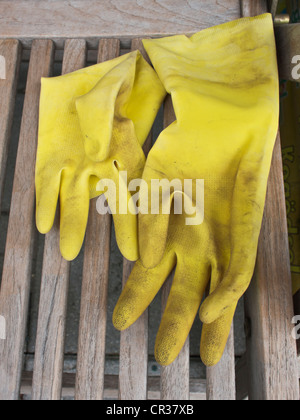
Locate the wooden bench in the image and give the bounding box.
[0,0,299,400]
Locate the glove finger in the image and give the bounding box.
[139,167,175,268]
[200,152,273,324]
[199,253,255,324]
[200,303,237,367]
[59,172,90,261]
[96,164,143,262]
[126,51,166,146]
[113,168,141,262]
[113,250,176,331]
[35,167,61,234]
[112,213,140,262]
[139,212,170,269]
[155,260,210,366]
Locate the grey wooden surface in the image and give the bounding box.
[0,0,298,400]
[0,0,241,48]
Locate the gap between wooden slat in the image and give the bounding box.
[0,39,54,400]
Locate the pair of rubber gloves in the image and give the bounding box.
[35,14,279,367]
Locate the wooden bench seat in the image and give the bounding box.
[0,0,299,400]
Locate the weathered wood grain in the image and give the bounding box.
[268,0,279,17]
[31,231,71,400]
[118,257,149,400]
[245,134,300,400]
[75,200,112,401]
[0,39,21,208]
[21,371,207,400]
[32,39,86,401]
[0,39,54,400]
[240,0,268,16]
[75,39,119,401]
[0,0,241,49]
[118,258,149,401]
[160,273,190,401]
[0,0,297,402]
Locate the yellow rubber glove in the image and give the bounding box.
[113,14,279,366]
[35,51,166,261]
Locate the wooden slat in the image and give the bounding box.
[160,274,190,400]
[31,226,70,400]
[119,259,149,400]
[118,38,151,401]
[240,0,267,16]
[32,39,86,401]
[75,39,119,401]
[268,0,279,17]
[0,0,241,49]
[206,326,236,400]
[21,372,207,400]
[0,39,21,206]
[0,39,54,400]
[1,0,296,402]
[245,134,300,400]
[242,0,299,401]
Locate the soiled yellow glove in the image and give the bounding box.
[36,51,166,261]
[113,14,279,366]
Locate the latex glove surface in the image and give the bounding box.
[35,51,166,261]
[113,14,279,366]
